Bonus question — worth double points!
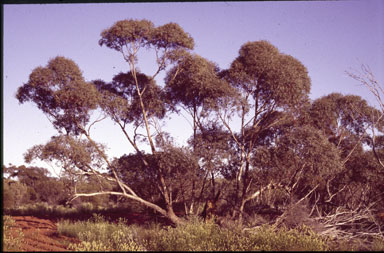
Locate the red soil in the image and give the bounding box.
[5,216,81,252]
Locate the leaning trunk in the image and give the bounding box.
[166,206,185,225]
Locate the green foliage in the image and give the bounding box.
[4,203,146,222]
[4,165,72,206]
[226,40,310,109]
[95,71,167,125]
[245,225,329,251]
[25,135,106,172]
[140,218,328,251]
[3,181,14,207]
[309,93,380,138]
[270,125,343,189]
[151,22,194,50]
[372,237,384,251]
[77,202,96,213]
[3,179,31,209]
[3,216,25,252]
[113,145,200,207]
[141,218,241,251]
[4,203,78,219]
[16,56,100,135]
[99,19,193,52]
[58,216,329,251]
[99,19,155,51]
[58,214,144,251]
[165,51,233,111]
[306,92,384,210]
[13,17,384,236]
[67,229,143,251]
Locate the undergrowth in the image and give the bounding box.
[57,214,330,251]
[3,216,25,252]
[138,217,329,251]
[58,214,144,251]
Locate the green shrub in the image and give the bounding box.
[3,216,25,252]
[58,214,144,251]
[58,219,88,238]
[68,229,143,251]
[4,203,72,217]
[244,225,329,251]
[141,218,229,251]
[77,202,95,213]
[140,218,329,251]
[59,215,330,251]
[372,237,384,251]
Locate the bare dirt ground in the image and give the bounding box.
[6,216,81,252]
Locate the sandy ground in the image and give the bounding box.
[6,216,81,252]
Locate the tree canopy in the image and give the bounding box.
[16,56,100,135]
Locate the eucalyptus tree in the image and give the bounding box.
[3,177,30,208]
[347,65,384,171]
[163,51,235,214]
[16,19,198,225]
[16,56,100,136]
[3,165,69,205]
[218,40,311,223]
[308,93,384,211]
[112,145,200,215]
[98,20,193,153]
[164,52,234,140]
[256,125,344,210]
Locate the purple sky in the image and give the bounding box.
[3,1,384,174]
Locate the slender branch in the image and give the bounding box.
[87,114,107,136]
[152,48,168,80]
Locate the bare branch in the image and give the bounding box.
[87,114,107,136]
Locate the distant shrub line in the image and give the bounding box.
[3,202,164,224]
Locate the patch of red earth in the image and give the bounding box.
[6,216,81,252]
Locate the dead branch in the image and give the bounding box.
[314,204,383,241]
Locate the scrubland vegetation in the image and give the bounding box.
[3,216,24,252]
[4,204,384,251]
[58,214,330,251]
[4,18,384,251]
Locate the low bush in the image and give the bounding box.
[58,214,144,251]
[57,214,383,251]
[138,216,328,251]
[3,215,25,252]
[4,203,147,223]
[3,202,78,219]
[372,236,384,251]
[244,225,329,251]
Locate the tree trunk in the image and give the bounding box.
[166,206,185,225]
[238,199,248,225]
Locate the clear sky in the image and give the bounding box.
[3,1,384,175]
